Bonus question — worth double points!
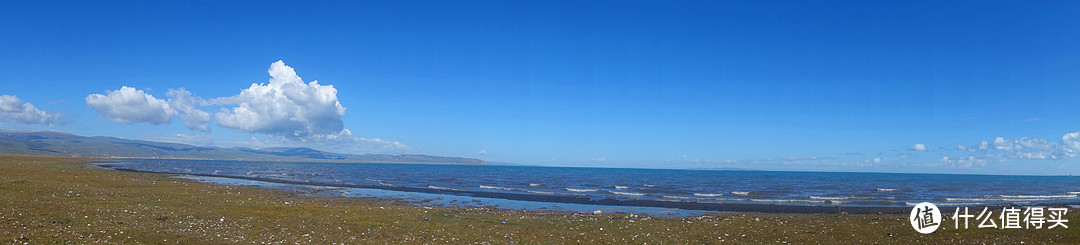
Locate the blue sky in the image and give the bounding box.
[2,1,1079,175]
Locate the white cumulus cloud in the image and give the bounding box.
[909,144,927,152]
[0,95,62,125]
[86,86,177,124]
[212,60,347,139]
[86,86,210,131]
[82,60,404,153]
[167,88,211,132]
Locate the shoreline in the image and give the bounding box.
[3,155,1078,244]
[108,166,911,214]
[101,164,1080,215]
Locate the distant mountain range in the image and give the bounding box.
[0,130,487,165]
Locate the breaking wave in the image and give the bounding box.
[609,191,646,196]
[693,193,725,197]
[998,194,1076,199]
[479,185,514,191]
[427,185,460,191]
[749,199,826,203]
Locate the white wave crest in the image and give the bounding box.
[479,185,514,191]
[663,195,737,201]
[749,199,825,203]
[809,196,849,200]
[566,188,599,192]
[614,185,629,189]
[529,183,544,187]
[998,194,1077,199]
[693,193,724,197]
[731,191,750,196]
[933,202,993,207]
[427,185,459,191]
[945,195,1076,202]
[943,197,998,202]
[609,191,646,196]
[876,188,898,192]
[521,189,564,195]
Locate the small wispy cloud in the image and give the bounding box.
[940,155,988,169]
[143,133,216,146]
[670,154,713,164]
[937,131,1080,169]
[956,133,1078,160]
[477,149,488,155]
[234,133,407,153]
[698,131,1080,171]
[708,156,845,167]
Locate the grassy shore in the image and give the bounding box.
[1,155,1077,244]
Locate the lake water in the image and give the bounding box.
[98,159,1080,214]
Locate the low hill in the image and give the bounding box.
[0,130,487,165]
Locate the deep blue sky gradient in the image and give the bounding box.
[2,1,1079,174]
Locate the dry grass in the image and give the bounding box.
[1,154,1077,244]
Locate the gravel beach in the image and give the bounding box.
[2,155,1077,244]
